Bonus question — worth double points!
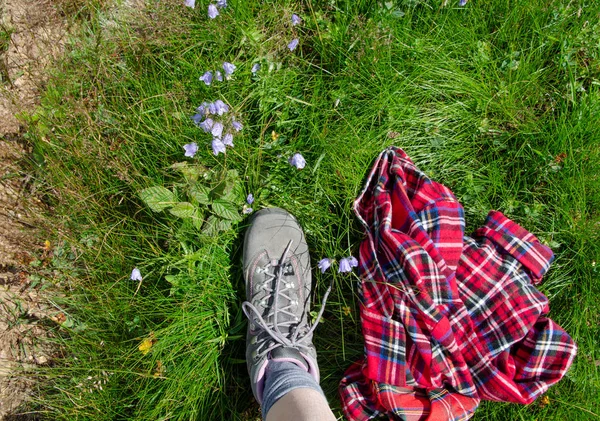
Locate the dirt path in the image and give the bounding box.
[0,0,67,417]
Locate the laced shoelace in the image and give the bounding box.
[242,240,332,360]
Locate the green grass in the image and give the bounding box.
[20,0,600,419]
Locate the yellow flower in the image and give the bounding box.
[342,306,352,317]
[139,333,156,355]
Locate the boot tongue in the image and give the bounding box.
[269,347,309,371]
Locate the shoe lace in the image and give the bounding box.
[242,240,332,360]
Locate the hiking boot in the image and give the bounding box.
[242,208,324,404]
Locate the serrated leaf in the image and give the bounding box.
[202,215,233,235]
[191,209,204,231]
[170,162,187,171]
[139,186,175,212]
[217,219,232,232]
[171,162,207,182]
[241,26,264,45]
[169,202,195,218]
[202,215,219,236]
[210,179,229,200]
[209,169,239,200]
[189,184,211,205]
[226,169,240,179]
[222,179,244,203]
[212,200,241,221]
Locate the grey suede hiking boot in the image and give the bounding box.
[242,208,330,404]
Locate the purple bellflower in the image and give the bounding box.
[130,267,143,281]
[183,142,199,158]
[223,62,236,77]
[459,0,468,5]
[196,102,210,115]
[338,258,352,273]
[222,133,234,147]
[215,71,223,82]
[213,99,229,115]
[216,0,227,8]
[212,138,226,155]
[211,121,224,138]
[199,117,214,133]
[191,113,204,126]
[348,256,358,268]
[288,38,299,51]
[318,258,332,274]
[289,153,306,169]
[184,0,195,8]
[232,120,243,132]
[251,63,261,74]
[291,14,301,26]
[200,71,213,85]
[207,102,218,115]
[208,4,219,18]
[243,206,253,215]
[246,193,254,205]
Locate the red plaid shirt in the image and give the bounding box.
[339,148,577,421]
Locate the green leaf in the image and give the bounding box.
[171,162,207,182]
[164,275,179,286]
[62,317,75,328]
[73,322,88,333]
[202,215,219,236]
[212,200,241,221]
[191,209,205,231]
[139,186,175,212]
[217,219,232,232]
[222,178,244,203]
[210,179,229,200]
[189,184,211,205]
[209,169,240,201]
[202,215,233,236]
[169,202,195,218]
[240,26,264,45]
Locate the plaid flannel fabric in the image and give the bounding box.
[339,147,577,421]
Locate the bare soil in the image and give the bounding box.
[0,0,68,417]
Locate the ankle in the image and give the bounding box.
[262,360,325,417]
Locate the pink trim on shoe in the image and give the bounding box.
[300,352,320,383]
[255,359,268,404]
[270,357,309,372]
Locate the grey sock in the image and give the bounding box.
[261,360,325,417]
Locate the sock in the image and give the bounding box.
[261,359,325,417]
